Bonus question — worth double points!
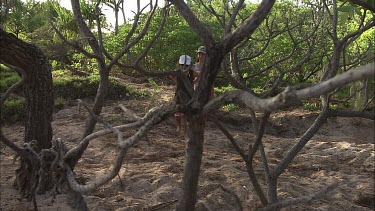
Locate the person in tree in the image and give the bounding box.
[173,55,199,134]
[193,46,214,99]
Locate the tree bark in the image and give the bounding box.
[0,28,53,150]
[0,28,54,198]
[177,116,206,211]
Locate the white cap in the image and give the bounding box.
[179,55,191,65]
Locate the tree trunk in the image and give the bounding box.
[0,28,54,197]
[0,28,53,149]
[114,5,119,35]
[177,116,206,211]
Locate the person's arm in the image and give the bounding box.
[193,70,200,78]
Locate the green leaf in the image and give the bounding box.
[338,5,355,13]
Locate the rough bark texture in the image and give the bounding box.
[177,116,206,211]
[0,28,54,197]
[170,0,276,209]
[0,28,53,149]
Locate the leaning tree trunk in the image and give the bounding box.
[0,28,54,198]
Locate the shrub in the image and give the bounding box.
[52,74,144,100]
[302,99,321,111]
[54,97,66,110]
[1,68,149,122]
[0,66,21,93]
[222,103,240,112]
[1,96,26,122]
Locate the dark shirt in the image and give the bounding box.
[175,69,195,105]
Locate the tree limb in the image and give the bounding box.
[203,63,374,114]
[64,104,175,193]
[259,179,359,211]
[348,0,375,12]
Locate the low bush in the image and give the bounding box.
[0,66,21,93]
[1,69,149,122]
[1,96,26,122]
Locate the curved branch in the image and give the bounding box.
[348,0,375,12]
[64,104,176,162]
[169,0,215,45]
[203,63,374,114]
[0,72,24,106]
[0,129,31,160]
[222,0,276,54]
[65,104,175,193]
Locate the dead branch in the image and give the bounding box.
[210,116,246,159]
[64,103,176,162]
[77,99,124,142]
[0,129,33,161]
[0,130,71,207]
[64,104,175,193]
[259,179,360,211]
[118,103,141,121]
[0,74,24,106]
[203,62,374,114]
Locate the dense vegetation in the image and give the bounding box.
[1,1,374,118]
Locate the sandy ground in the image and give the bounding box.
[1,83,374,211]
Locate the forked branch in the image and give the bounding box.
[64,104,175,193]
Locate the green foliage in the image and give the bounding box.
[52,72,147,100]
[222,103,240,112]
[69,53,98,73]
[147,78,159,106]
[148,78,159,90]
[214,86,240,111]
[0,66,21,93]
[54,97,66,110]
[0,66,149,122]
[215,85,236,95]
[104,7,202,73]
[3,0,49,37]
[1,0,373,115]
[53,74,98,99]
[302,100,320,111]
[333,85,351,99]
[1,96,26,121]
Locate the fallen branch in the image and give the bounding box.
[259,179,359,211]
[119,103,141,121]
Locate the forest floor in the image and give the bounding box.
[1,79,374,211]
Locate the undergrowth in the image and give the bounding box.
[1,69,149,122]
